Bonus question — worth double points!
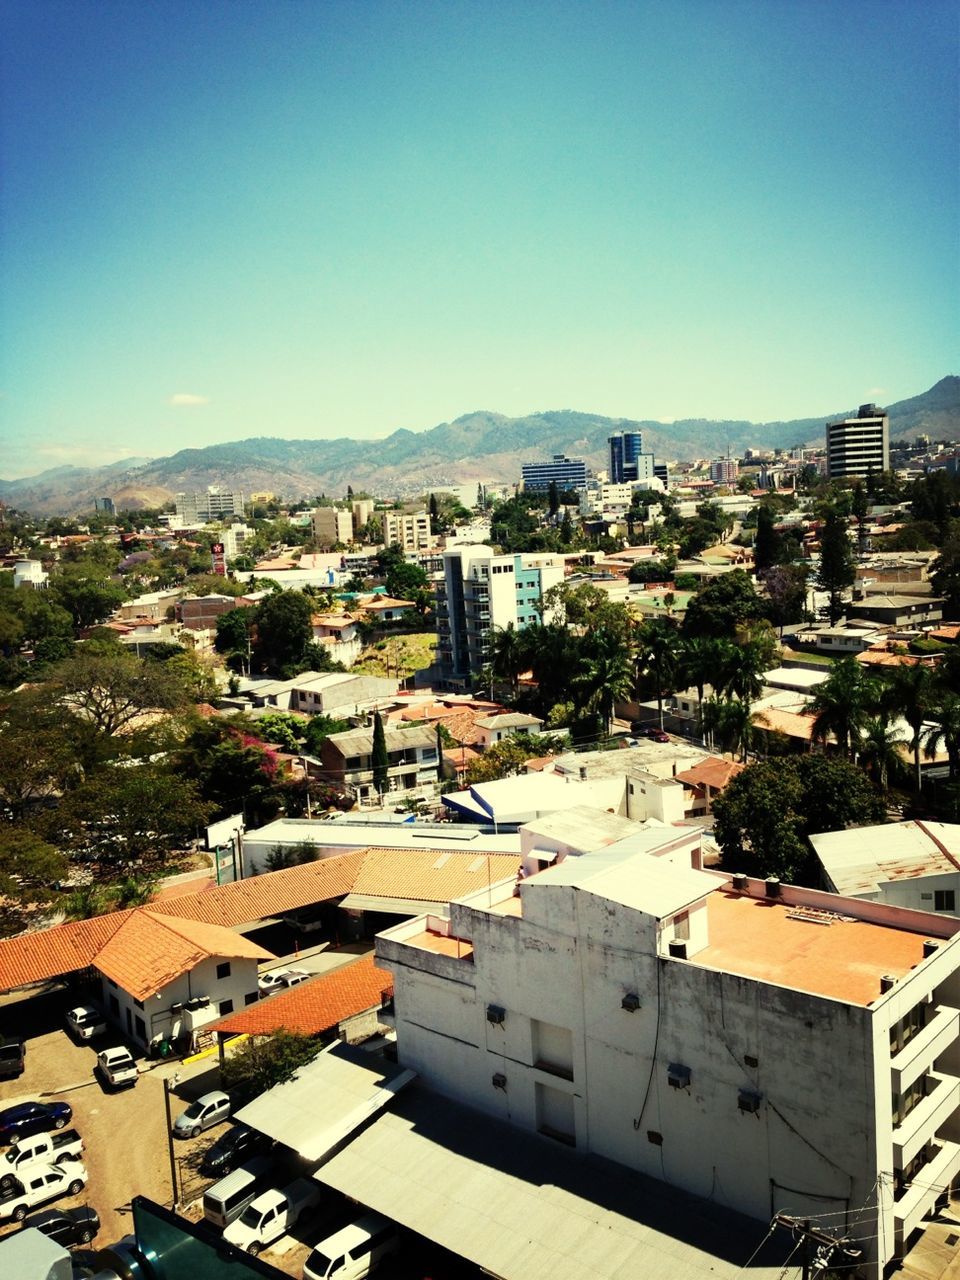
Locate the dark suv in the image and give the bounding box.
[20,1206,100,1247]
[0,1101,73,1145]
[200,1124,270,1177]
[0,1039,25,1081]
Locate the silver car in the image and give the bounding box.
[173,1091,232,1139]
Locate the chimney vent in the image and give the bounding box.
[732,873,748,892]
[880,975,896,994]
[765,877,781,898]
[923,939,939,958]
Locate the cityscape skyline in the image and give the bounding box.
[1,0,957,479]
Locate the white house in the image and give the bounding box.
[812,820,960,917]
[13,560,47,589]
[474,712,543,749]
[377,846,960,1275]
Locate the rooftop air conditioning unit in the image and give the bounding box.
[668,940,688,959]
[667,1063,691,1090]
[738,1088,762,1114]
[492,1072,507,1091]
[621,993,641,1013]
[486,1004,506,1026]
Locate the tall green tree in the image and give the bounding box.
[52,645,194,737]
[923,691,960,781]
[635,618,681,730]
[817,509,856,624]
[572,631,634,734]
[931,536,960,619]
[371,711,389,797]
[681,570,765,639]
[713,755,884,885]
[883,663,937,790]
[808,657,876,759]
[0,828,67,938]
[488,623,528,703]
[859,714,905,793]
[753,506,782,573]
[254,590,313,676]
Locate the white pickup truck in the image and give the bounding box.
[0,1129,83,1191]
[96,1046,138,1090]
[223,1177,322,1255]
[0,1161,88,1221]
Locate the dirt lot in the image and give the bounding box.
[0,984,229,1248]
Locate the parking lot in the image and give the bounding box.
[0,982,482,1278]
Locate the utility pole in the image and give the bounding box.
[163,1076,179,1208]
[772,1212,862,1278]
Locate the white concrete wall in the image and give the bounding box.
[380,877,960,1277]
[101,955,261,1048]
[625,771,686,823]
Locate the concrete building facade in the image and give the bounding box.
[826,404,891,479]
[378,850,960,1275]
[311,507,354,548]
[175,487,245,523]
[382,510,433,553]
[435,545,565,685]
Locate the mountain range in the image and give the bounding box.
[3,376,958,516]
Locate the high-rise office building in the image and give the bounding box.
[608,431,644,483]
[520,455,589,493]
[175,487,245,523]
[826,404,890,479]
[383,510,433,553]
[710,458,738,485]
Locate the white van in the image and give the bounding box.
[302,1213,400,1280]
[202,1156,276,1229]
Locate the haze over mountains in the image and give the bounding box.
[3,377,958,516]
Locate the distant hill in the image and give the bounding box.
[3,377,957,515]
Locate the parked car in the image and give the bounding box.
[630,721,658,737]
[303,1213,400,1280]
[173,1091,232,1139]
[95,1047,138,1090]
[200,1124,271,1178]
[258,969,310,995]
[0,1161,88,1222]
[0,1103,73,1147]
[224,1177,322,1254]
[0,1038,25,1081]
[65,1005,107,1041]
[18,1205,100,1248]
[0,1130,83,1190]
[651,730,671,743]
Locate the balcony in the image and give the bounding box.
[893,1139,960,1247]
[893,1072,960,1170]
[892,1006,960,1094]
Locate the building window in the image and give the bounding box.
[535,1082,575,1146]
[133,998,144,1010]
[935,890,956,913]
[219,999,234,1015]
[533,1019,574,1080]
[216,961,231,980]
[244,991,259,1006]
[134,1016,146,1043]
[673,910,690,941]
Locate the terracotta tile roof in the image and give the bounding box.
[155,852,367,927]
[208,954,393,1038]
[673,757,745,791]
[94,912,272,1002]
[362,596,415,610]
[351,847,520,903]
[0,911,132,991]
[856,647,924,668]
[753,708,816,741]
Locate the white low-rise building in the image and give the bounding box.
[13,560,47,589]
[377,846,960,1275]
[812,820,960,917]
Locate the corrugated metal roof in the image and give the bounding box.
[314,1088,788,1280]
[237,1041,415,1163]
[810,820,960,898]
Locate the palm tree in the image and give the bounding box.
[722,622,779,712]
[488,623,527,703]
[924,692,960,781]
[883,664,937,790]
[635,618,681,730]
[808,657,876,759]
[679,635,727,741]
[860,715,905,793]
[702,696,757,762]
[573,632,634,734]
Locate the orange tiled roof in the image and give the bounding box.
[208,954,393,1038]
[753,708,817,741]
[0,911,133,991]
[362,595,415,610]
[94,912,272,1001]
[673,757,745,791]
[856,647,924,668]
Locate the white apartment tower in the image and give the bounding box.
[383,510,433,553]
[435,545,564,686]
[377,846,960,1276]
[826,403,890,479]
[175,487,245,523]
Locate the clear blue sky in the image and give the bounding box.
[1,0,957,477]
